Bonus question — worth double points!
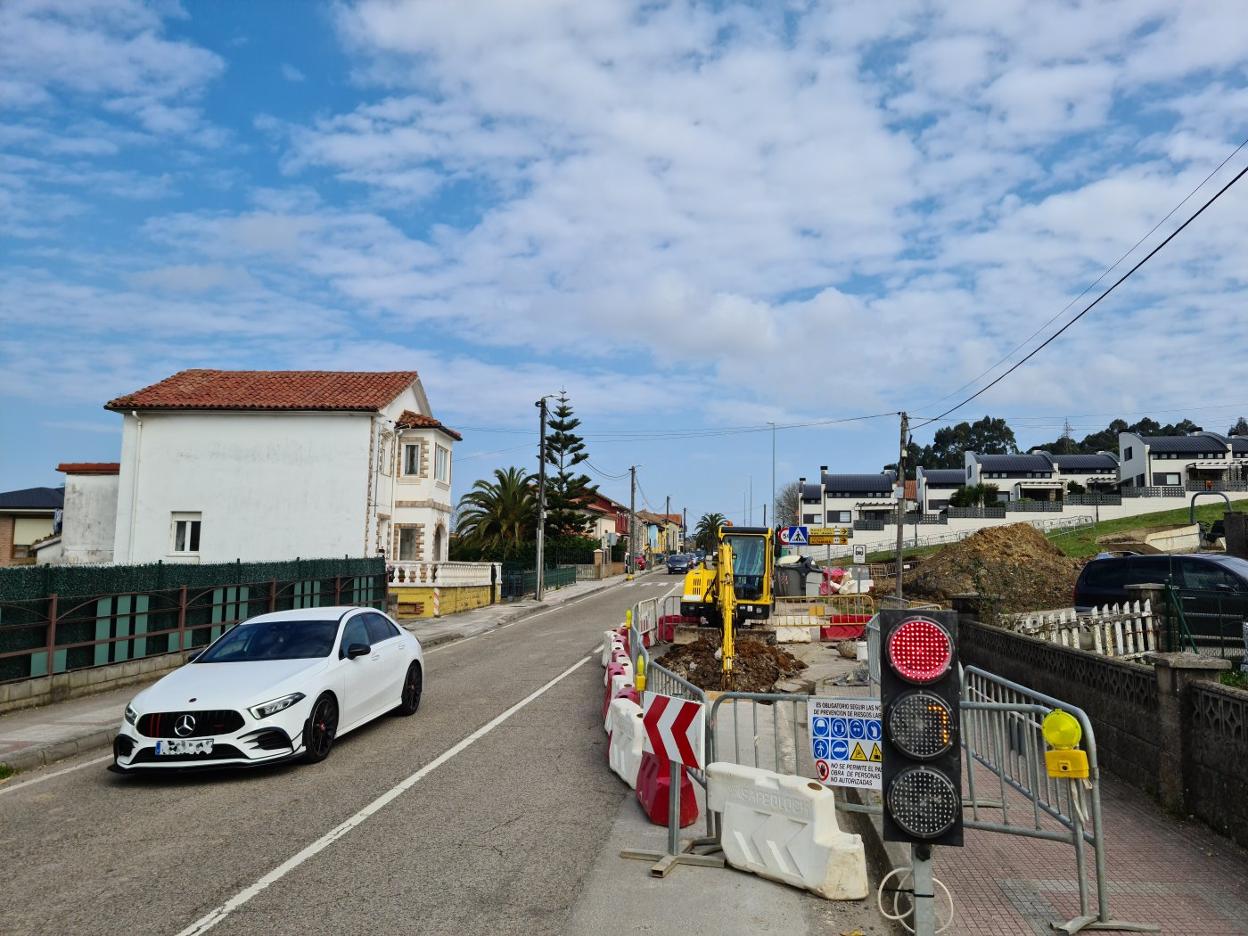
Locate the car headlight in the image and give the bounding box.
[248,692,306,720]
[124,703,139,726]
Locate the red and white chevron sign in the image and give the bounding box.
[642,693,704,770]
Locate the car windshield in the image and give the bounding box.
[194,619,338,662]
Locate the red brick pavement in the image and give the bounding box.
[935,763,1248,934]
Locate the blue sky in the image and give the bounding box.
[2,0,1247,523]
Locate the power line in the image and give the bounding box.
[912,157,1248,432]
[585,460,631,480]
[913,134,1248,414]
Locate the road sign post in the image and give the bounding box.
[621,693,724,877]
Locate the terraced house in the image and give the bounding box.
[101,369,459,565]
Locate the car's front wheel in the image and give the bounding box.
[396,662,422,716]
[301,692,338,764]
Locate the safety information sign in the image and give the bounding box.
[808,697,882,790]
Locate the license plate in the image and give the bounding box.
[154,739,213,756]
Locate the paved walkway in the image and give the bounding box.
[944,761,1248,935]
[0,571,653,774]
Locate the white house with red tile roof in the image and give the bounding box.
[104,369,458,564]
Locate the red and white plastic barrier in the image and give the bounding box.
[635,750,699,828]
[606,699,645,788]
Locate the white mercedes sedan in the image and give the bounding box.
[111,606,424,772]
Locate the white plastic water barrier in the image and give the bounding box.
[602,631,625,666]
[607,699,645,789]
[707,762,868,900]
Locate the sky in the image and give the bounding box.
[2,0,1247,525]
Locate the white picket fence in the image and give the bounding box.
[1007,600,1156,658]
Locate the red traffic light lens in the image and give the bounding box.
[887,617,953,684]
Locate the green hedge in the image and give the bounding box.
[451,534,599,566]
[0,557,385,603]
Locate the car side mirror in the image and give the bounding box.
[346,642,371,659]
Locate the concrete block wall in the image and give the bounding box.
[391,583,494,618]
[0,650,192,715]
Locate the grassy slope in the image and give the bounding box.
[1047,499,1248,558]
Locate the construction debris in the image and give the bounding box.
[899,523,1084,616]
[660,637,807,693]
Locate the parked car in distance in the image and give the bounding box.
[1074,553,1248,646]
[112,606,424,772]
[666,553,692,575]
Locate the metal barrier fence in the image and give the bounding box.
[499,566,576,599]
[960,666,1154,933]
[0,571,387,683]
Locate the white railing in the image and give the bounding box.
[818,514,1096,558]
[1006,599,1155,658]
[386,560,499,587]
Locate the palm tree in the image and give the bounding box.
[455,467,536,552]
[693,512,728,553]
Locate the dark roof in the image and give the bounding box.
[106,369,419,412]
[1232,437,1248,454]
[0,486,64,510]
[1051,454,1118,471]
[395,409,463,441]
[973,453,1054,472]
[819,473,896,493]
[56,462,120,475]
[800,483,822,501]
[920,469,965,485]
[1141,435,1228,454]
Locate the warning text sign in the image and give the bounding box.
[808,697,882,791]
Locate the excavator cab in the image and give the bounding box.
[680,526,774,628]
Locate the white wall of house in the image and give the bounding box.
[113,411,374,564]
[386,423,455,564]
[61,473,118,564]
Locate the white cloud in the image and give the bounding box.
[280,63,305,82]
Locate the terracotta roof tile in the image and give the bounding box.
[395,409,463,441]
[57,462,120,475]
[105,369,419,413]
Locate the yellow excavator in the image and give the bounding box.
[680,526,774,687]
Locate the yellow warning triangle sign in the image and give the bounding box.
[850,741,868,762]
[869,743,882,763]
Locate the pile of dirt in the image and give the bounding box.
[660,637,807,693]
[902,523,1084,615]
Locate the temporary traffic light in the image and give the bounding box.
[880,610,963,847]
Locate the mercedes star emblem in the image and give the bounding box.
[174,714,197,737]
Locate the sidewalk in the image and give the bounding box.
[937,761,1248,935]
[0,572,638,776]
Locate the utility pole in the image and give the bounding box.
[748,476,753,525]
[770,422,776,533]
[665,494,671,553]
[535,397,549,600]
[628,466,637,580]
[895,411,908,602]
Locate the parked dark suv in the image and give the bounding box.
[1074,553,1248,648]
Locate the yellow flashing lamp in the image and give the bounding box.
[1042,709,1089,780]
[624,609,632,629]
[635,655,646,693]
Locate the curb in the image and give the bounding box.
[1,727,118,775]
[0,575,635,778]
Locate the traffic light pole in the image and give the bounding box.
[895,411,908,601]
[911,843,936,935]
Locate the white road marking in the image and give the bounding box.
[173,652,594,936]
[0,753,113,797]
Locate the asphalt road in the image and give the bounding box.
[0,576,672,936]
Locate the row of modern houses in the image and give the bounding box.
[799,430,1248,532]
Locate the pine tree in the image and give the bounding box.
[543,391,597,536]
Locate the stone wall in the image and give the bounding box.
[1185,681,1248,848]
